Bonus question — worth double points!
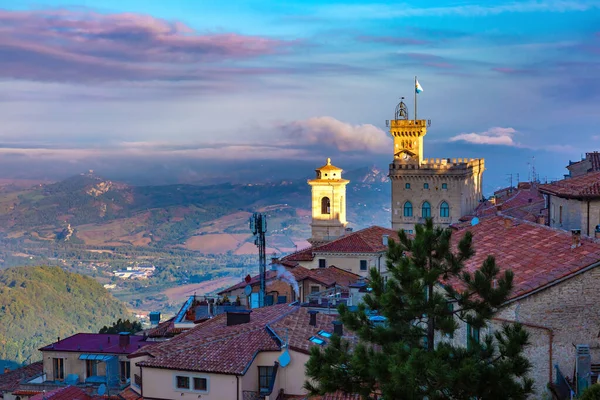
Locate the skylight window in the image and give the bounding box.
[309,336,326,345]
[317,330,332,338]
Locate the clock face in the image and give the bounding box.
[402,153,411,160]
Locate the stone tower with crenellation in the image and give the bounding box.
[308,158,349,245]
[388,98,485,232]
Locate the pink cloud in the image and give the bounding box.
[0,9,293,82]
[449,127,518,146]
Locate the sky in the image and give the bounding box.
[0,0,599,192]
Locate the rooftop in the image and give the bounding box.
[282,226,399,262]
[39,333,152,354]
[298,266,361,288]
[30,385,96,400]
[0,361,43,392]
[451,215,600,301]
[539,171,600,199]
[132,304,349,375]
[475,183,545,222]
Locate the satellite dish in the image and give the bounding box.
[278,348,291,368]
[244,285,252,296]
[471,217,479,226]
[98,384,106,396]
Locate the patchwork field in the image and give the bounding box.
[76,213,150,245]
[184,233,251,253]
[162,276,240,302]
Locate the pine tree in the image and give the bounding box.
[305,219,534,400]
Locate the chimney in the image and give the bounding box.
[536,214,546,225]
[496,204,502,215]
[3,367,10,374]
[571,229,582,249]
[119,332,131,348]
[503,218,512,229]
[332,320,343,336]
[382,235,389,246]
[226,310,252,326]
[149,311,161,328]
[308,310,319,327]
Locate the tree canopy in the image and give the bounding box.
[99,318,142,334]
[305,219,533,400]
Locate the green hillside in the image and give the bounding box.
[0,266,130,365]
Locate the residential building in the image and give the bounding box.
[0,362,43,400]
[539,171,600,237]
[282,226,399,278]
[566,151,600,178]
[444,215,600,396]
[387,98,484,231]
[308,158,350,245]
[127,303,353,400]
[15,333,152,397]
[218,263,361,308]
[473,181,546,224]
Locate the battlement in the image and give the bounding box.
[390,157,484,172]
[389,119,427,137]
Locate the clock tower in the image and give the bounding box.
[388,96,485,232]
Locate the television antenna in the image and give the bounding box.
[249,213,267,308]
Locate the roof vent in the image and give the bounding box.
[571,229,582,249]
[382,235,389,246]
[226,310,252,326]
[308,310,319,327]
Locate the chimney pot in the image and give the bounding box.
[333,320,343,336]
[536,214,546,225]
[503,218,512,229]
[4,367,10,374]
[308,310,319,326]
[571,229,582,248]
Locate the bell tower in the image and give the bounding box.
[308,158,349,245]
[387,98,428,164]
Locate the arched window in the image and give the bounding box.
[403,201,413,217]
[321,197,330,214]
[422,201,431,218]
[440,201,450,218]
[405,183,411,189]
[424,183,429,189]
[442,183,448,189]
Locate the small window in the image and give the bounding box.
[321,197,331,214]
[318,259,326,268]
[176,376,190,390]
[559,206,563,224]
[318,330,332,338]
[403,201,413,217]
[258,366,275,392]
[309,336,326,345]
[360,260,368,271]
[422,201,431,218]
[194,377,208,391]
[310,285,320,294]
[405,183,411,189]
[440,201,450,218]
[467,323,480,350]
[424,183,429,189]
[442,183,448,189]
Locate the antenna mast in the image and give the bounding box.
[249,213,267,308]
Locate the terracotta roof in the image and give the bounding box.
[282,226,399,264]
[539,171,600,199]
[30,386,92,400]
[298,266,361,287]
[132,304,350,374]
[476,185,545,222]
[0,361,43,392]
[218,265,311,295]
[451,215,600,300]
[118,387,143,400]
[39,333,152,354]
[144,318,176,338]
[589,152,600,171]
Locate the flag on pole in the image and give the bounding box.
[415,79,423,94]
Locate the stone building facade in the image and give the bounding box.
[540,171,600,237]
[387,100,484,232]
[308,158,349,244]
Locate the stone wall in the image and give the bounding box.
[548,195,600,237]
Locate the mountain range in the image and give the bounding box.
[0,165,390,258]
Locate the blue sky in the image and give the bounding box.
[0,0,599,190]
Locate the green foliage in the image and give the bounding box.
[581,385,600,400]
[99,318,142,334]
[305,218,534,400]
[0,266,130,364]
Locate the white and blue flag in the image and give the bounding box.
[415,79,423,94]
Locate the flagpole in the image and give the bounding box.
[414,75,417,121]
